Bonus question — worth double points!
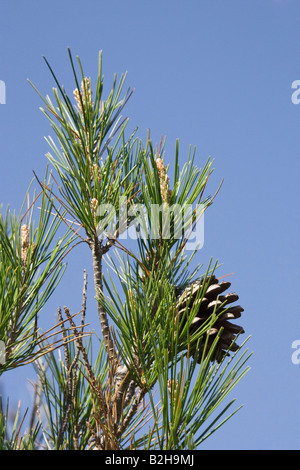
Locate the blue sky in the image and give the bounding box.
[1,0,300,450]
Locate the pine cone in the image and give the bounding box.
[175,275,244,362]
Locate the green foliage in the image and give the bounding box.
[0,50,251,450]
[0,398,40,450]
[102,249,251,449]
[29,50,141,241]
[34,332,108,450]
[0,170,75,374]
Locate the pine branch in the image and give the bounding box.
[87,234,116,363]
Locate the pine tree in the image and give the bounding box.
[0,50,251,450]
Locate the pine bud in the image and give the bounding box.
[21,224,30,264]
[156,156,171,204]
[90,198,98,216]
[73,77,93,114]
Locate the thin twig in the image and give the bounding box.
[118,387,147,439]
[56,307,73,449]
[28,379,42,434]
[63,306,106,413]
[32,170,87,243]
